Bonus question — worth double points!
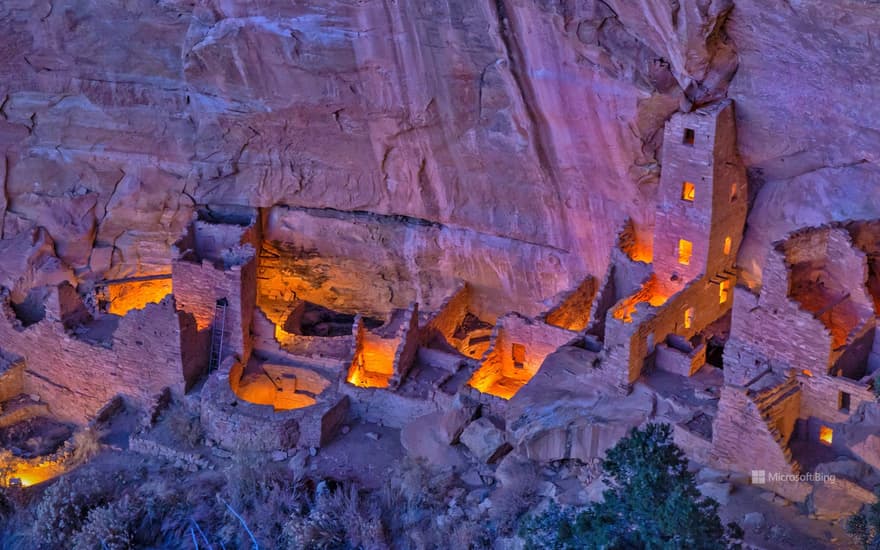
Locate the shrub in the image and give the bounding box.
[846,488,880,549]
[71,427,105,465]
[282,483,385,549]
[32,472,115,546]
[71,495,139,550]
[164,405,203,448]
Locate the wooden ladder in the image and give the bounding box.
[209,299,228,371]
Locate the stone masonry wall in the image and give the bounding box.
[172,257,255,368]
[799,373,874,426]
[653,103,722,286]
[0,289,188,423]
[0,350,25,402]
[543,276,596,332]
[655,342,707,377]
[605,275,733,386]
[495,314,577,379]
[723,248,832,387]
[710,385,809,502]
[388,303,421,389]
[423,283,471,344]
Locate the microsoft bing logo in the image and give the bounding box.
[751,470,766,484]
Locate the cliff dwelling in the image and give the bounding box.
[1,2,879,548]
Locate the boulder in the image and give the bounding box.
[809,479,877,520]
[742,512,765,529]
[697,481,732,505]
[495,452,539,489]
[460,418,511,464]
[439,394,480,445]
[849,434,880,471]
[401,412,467,468]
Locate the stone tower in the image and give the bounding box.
[652,100,747,293]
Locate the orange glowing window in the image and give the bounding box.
[719,280,730,304]
[678,239,693,265]
[723,236,732,255]
[684,307,694,329]
[512,343,526,369]
[681,182,695,202]
[819,425,833,446]
[730,183,738,202]
[801,369,813,377]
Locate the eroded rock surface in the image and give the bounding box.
[4,1,876,310]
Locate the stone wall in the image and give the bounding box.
[496,314,577,378]
[341,384,444,429]
[0,350,25,402]
[201,358,349,451]
[653,101,745,288]
[799,373,875,427]
[260,309,354,366]
[0,288,189,423]
[388,303,421,389]
[172,255,256,369]
[542,276,596,332]
[723,251,832,387]
[655,341,706,377]
[710,384,810,502]
[423,283,471,344]
[605,275,733,387]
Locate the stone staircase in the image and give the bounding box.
[748,374,802,474]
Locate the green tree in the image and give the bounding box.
[523,423,741,549]
[846,488,880,549]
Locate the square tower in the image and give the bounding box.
[652,101,747,291]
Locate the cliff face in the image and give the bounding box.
[0,0,877,313]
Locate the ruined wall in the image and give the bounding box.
[799,373,875,427]
[0,350,25,402]
[494,314,577,379]
[172,256,255,368]
[655,342,706,377]
[0,290,188,423]
[102,278,173,316]
[201,358,348,451]
[388,304,421,389]
[711,384,809,502]
[422,284,471,344]
[605,275,732,386]
[723,251,832,387]
[543,276,596,332]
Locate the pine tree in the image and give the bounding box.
[524,423,742,549]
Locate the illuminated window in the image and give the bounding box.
[723,236,732,255]
[719,280,730,304]
[801,369,813,377]
[683,128,695,145]
[681,182,695,202]
[684,308,694,329]
[678,239,693,265]
[512,343,526,369]
[730,183,738,202]
[819,425,833,446]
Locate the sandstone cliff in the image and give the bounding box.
[0,0,877,313]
